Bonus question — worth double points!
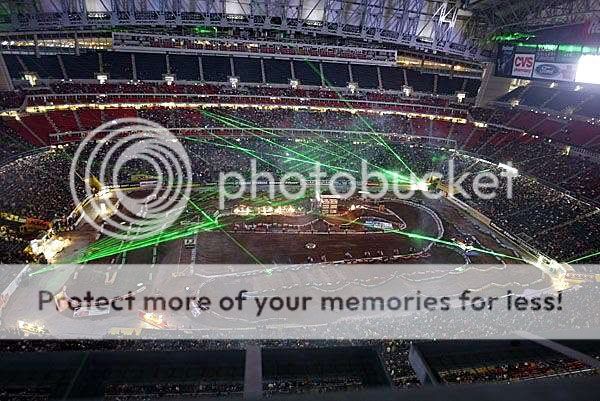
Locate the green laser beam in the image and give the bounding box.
[567,250,600,264]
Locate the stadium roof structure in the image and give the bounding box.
[0,0,488,59]
[465,0,600,34]
[0,1,596,60]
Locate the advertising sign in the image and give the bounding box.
[512,53,536,77]
[532,62,577,82]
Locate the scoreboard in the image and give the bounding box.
[495,43,596,83]
[494,21,600,84]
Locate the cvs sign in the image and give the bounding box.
[512,53,535,78]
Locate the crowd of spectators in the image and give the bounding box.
[0,90,25,110]
[263,376,365,396]
[0,229,30,263]
[2,283,600,394]
[105,382,243,400]
[442,152,599,262]
[440,359,596,385]
[23,82,451,106]
[0,127,598,264]
[0,122,33,162]
[0,148,79,222]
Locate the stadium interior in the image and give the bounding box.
[0,0,599,400]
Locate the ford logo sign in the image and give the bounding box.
[535,64,559,77]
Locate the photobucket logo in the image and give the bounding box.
[69,118,192,241]
[218,159,516,209]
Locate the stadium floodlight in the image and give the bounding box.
[402,85,413,97]
[96,73,108,84]
[163,74,176,86]
[456,91,466,103]
[576,55,600,84]
[289,79,299,89]
[347,82,358,94]
[23,72,39,87]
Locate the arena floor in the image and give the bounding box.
[0,189,552,339]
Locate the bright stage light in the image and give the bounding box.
[30,236,71,263]
[576,55,600,84]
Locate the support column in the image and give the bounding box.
[475,62,512,107]
[58,54,68,80]
[34,34,39,58]
[319,62,325,87]
[244,345,262,400]
[408,344,439,386]
[131,53,137,81]
[199,56,204,81]
[74,32,80,56]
